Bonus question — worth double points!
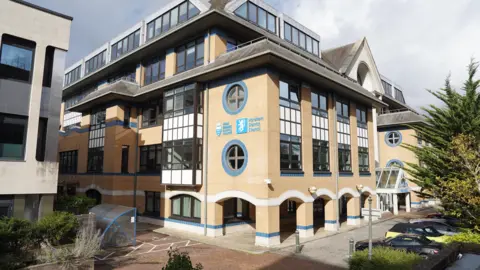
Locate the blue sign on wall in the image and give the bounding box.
[216,123,222,136]
[236,118,248,134]
[223,122,232,135]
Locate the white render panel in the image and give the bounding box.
[197,126,203,138]
[196,170,202,185]
[296,123,301,136]
[173,128,178,140]
[162,170,172,184]
[182,170,193,185]
[172,170,182,184]
[280,107,285,119]
[183,127,188,138]
[284,108,290,121]
[296,110,301,123]
[197,114,203,126]
[188,114,194,126]
[280,121,285,133]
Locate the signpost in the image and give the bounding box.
[368,196,373,260]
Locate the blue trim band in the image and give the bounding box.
[281,172,305,177]
[324,220,337,224]
[222,80,248,115]
[339,172,354,177]
[347,216,361,219]
[159,217,253,229]
[360,172,371,177]
[256,232,280,238]
[222,140,248,176]
[314,172,332,177]
[129,122,138,128]
[296,225,314,230]
[411,202,421,205]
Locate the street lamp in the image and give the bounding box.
[368,196,373,260]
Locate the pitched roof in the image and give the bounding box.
[321,38,364,73]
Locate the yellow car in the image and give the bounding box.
[385,223,450,243]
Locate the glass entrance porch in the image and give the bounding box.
[375,167,411,215]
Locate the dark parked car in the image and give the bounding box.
[425,213,461,226]
[386,223,449,242]
[409,220,460,235]
[355,234,443,258]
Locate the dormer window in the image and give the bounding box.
[234,1,276,34]
[284,23,319,56]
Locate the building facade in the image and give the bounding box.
[58,0,395,247]
[0,0,72,220]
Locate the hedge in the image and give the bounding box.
[349,247,423,270]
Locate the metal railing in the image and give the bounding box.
[379,107,411,115]
[218,36,359,84]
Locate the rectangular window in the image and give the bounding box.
[85,50,106,76]
[59,150,78,174]
[141,99,163,128]
[87,109,106,172]
[0,35,36,83]
[144,56,166,85]
[162,139,195,170]
[111,30,140,61]
[146,1,200,40]
[312,91,329,172]
[144,191,161,216]
[171,195,200,222]
[356,106,369,172]
[382,80,392,96]
[279,80,302,171]
[176,38,204,73]
[283,23,320,56]
[336,99,351,172]
[140,144,162,173]
[234,1,276,33]
[121,145,129,173]
[0,113,27,160]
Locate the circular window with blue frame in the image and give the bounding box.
[222,140,248,176]
[385,131,402,147]
[222,81,248,115]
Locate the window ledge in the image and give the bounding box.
[313,171,332,177]
[359,172,372,176]
[280,171,304,177]
[339,172,353,177]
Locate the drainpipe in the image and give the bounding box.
[332,94,340,231]
[133,108,139,211]
[203,29,211,236]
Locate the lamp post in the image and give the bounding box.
[368,196,373,260]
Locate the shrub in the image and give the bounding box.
[55,195,96,214]
[162,248,203,270]
[349,247,422,270]
[0,217,41,269]
[37,212,79,246]
[446,231,480,244]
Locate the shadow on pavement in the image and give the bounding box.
[258,254,347,270]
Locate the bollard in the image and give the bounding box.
[295,230,300,253]
[348,238,355,258]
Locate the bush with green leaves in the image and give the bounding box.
[0,217,41,269]
[349,247,422,270]
[446,231,480,244]
[162,248,203,270]
[37,212,79,246]
[55,195,96,214]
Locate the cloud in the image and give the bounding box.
[269,0,480,109]
[29,0,479,109]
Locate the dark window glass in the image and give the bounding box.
[0,113,28,160]
[176,39,203,73]
[292,27,299,45]
[284,23,292,41]
[141,99,162,128]
[258,8,267,29]
[188,1,200,18]
[139,144,162,173]
[147,22,155,40]
[35,117,48,162]
[163,139,198,170]
[226,145,245,170]
[234,2,247,18]
[87,109,105,172]
[85,50,106,75]
[144,56,166,85]
[338,144,351,172]
[313,140,329,171]
[267,13,276,33]
[171,7,179,28]
[144,191,161,216]
[226,85,245,111]
[248,2,257,23]
[0,35,35,82]
[42,46,54,87]
[121,146,129,173]
[170,195,201,222]
[179,2,188,23]
[299,32,306,49]
[163,11,171,32]
[59,150,78,174]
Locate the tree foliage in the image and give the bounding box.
[403,60,480,230]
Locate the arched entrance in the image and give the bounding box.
[86,189,102,205]
[312,195,335,233]
[279,199,300,241]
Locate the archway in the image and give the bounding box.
[86,189,102,205]
[312,194,335,234]
[279,198,303,242]
[214,196,256,237]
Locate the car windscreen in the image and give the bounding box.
[423,226,443,237]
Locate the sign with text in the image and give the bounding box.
[215,117,264,136]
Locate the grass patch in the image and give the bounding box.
[349,247,422,270]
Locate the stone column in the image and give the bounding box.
[347,197,361,225]
[393,194,399,215]
[324,199,337,231]
[255,205,280,247]
[296,202,314,238]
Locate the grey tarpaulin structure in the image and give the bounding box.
[89,204,136,247]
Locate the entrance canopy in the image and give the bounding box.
[90,204,136,247]
[375,167,409,194]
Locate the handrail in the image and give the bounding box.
[379,107,411,115]
[218,36,359,84]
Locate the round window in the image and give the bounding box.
[385,131,402,146]
[222,140,248,176]
[226,85,245,111]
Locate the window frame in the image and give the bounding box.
[234,1,277,34]
[143,55,166,85]
[311,91,329,172]
[139,144,162,173]
[356,106,369,172]
[59,150,78,174]
[87,109,106,173]
[175,37,204,73]
[0,113,28,160]
[0,35,36,83]
[144,191,161,217]
[111,29,141,61]
[385,131,402,147]
[336,98,351,172]
[121,145,129,174]
[170,195,201,223]
[283,22,319,56]
[226,84,246,112]
[84,50,106,76]
[141,99,163,128]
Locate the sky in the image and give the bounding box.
[29,0,480,110]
